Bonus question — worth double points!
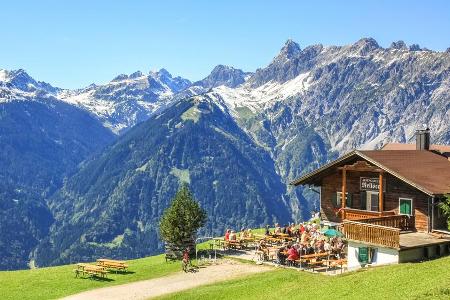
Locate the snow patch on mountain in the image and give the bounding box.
[210,71,313,115]
[0,69,8,82]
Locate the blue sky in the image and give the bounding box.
[1,0,449,89]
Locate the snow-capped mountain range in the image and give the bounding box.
[1,37,450,269]
[2,38,448,141]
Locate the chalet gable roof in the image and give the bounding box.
[291,150,450,196]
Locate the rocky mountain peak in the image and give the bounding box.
[111,74,129,82]
[129,71,144,79]
[0,68,57,94]
[279,39,301,60]
[193,65,249,89]
[157,68,172,78]
[409,44,421,51]
[350,37,380,55]
[390,40,408,50]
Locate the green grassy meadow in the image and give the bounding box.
[0,254,181,300]
[157,256,450,300]
[0,239,219,300]
[2,234,450,300]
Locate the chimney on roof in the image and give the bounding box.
[416,127,430,150]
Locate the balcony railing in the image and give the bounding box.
[343,220,400,249]
[343,208,395,221]
[358,214,415,231]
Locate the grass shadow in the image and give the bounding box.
[75,276,115,282]
[109,270,136,275]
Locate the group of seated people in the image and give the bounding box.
[224,228,254,242]
[259,222,346,266]
[266,222,324,239]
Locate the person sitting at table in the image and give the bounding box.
[288,223,295,237]
[257,239,267,251]
[240,228,247,239]
[277,244,289,265]
[247,229,254,238]
[300,231,309,244]
[298,243,306,256]
[324,240,332,252]
[282,224,288,235]
[265,225,270,235]
[300,223,306,234]
[229,230,237,241]
[287,244,300,261]
[316,239,325,253]
[274,223,281,234]
[306,244,315,255]
[256,240,268,261]
[224,229,230,241]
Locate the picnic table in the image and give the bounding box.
[74,263,108,278]
[295,252,331,268]
[225,240,244,250]
[97,259,129,271]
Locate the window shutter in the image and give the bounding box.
[360,191,367,210]
[332,193,338,208]
[372,195,379,211]
[400,201,405,214]
[346,193,353,208]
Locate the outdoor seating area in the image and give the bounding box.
[217,222,348,273]
[73,259,130,279]
[212,228,260,251]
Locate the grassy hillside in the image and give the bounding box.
[0,254,181,300]
[158,256,450,300]
[0,239,217,300]
[3,237,450,300]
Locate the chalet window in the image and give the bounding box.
[399,198,413,216]
[360,191,379,212]
[333,192,352,208]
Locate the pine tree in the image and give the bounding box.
[159,185,207,257]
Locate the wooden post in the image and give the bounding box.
[342,167,347,219]
[379,172,383,212]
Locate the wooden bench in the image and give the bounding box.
[97,259,129,271]
[295,252,331,268]
[225,240,243,250]
[75,263,108,278]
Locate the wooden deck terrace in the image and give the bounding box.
[399,232,450,250]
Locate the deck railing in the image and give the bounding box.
[358,215,415,231]
[343,208,395,221]
[343,220,400,249]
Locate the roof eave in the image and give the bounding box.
[290,151,358,186]
[291,149,442,197]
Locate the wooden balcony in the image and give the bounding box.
[342,220,400,249]
[342,208,395,221]
[358,215,415,231]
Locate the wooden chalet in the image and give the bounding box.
[291,129,450,269]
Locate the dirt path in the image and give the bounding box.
[61,260,271,300]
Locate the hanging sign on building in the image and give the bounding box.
[360,177,386,191]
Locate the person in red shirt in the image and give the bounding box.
[300,224,305,234]
[224,229,230,241]
[287,245,300,261]
[182,247,190,272]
